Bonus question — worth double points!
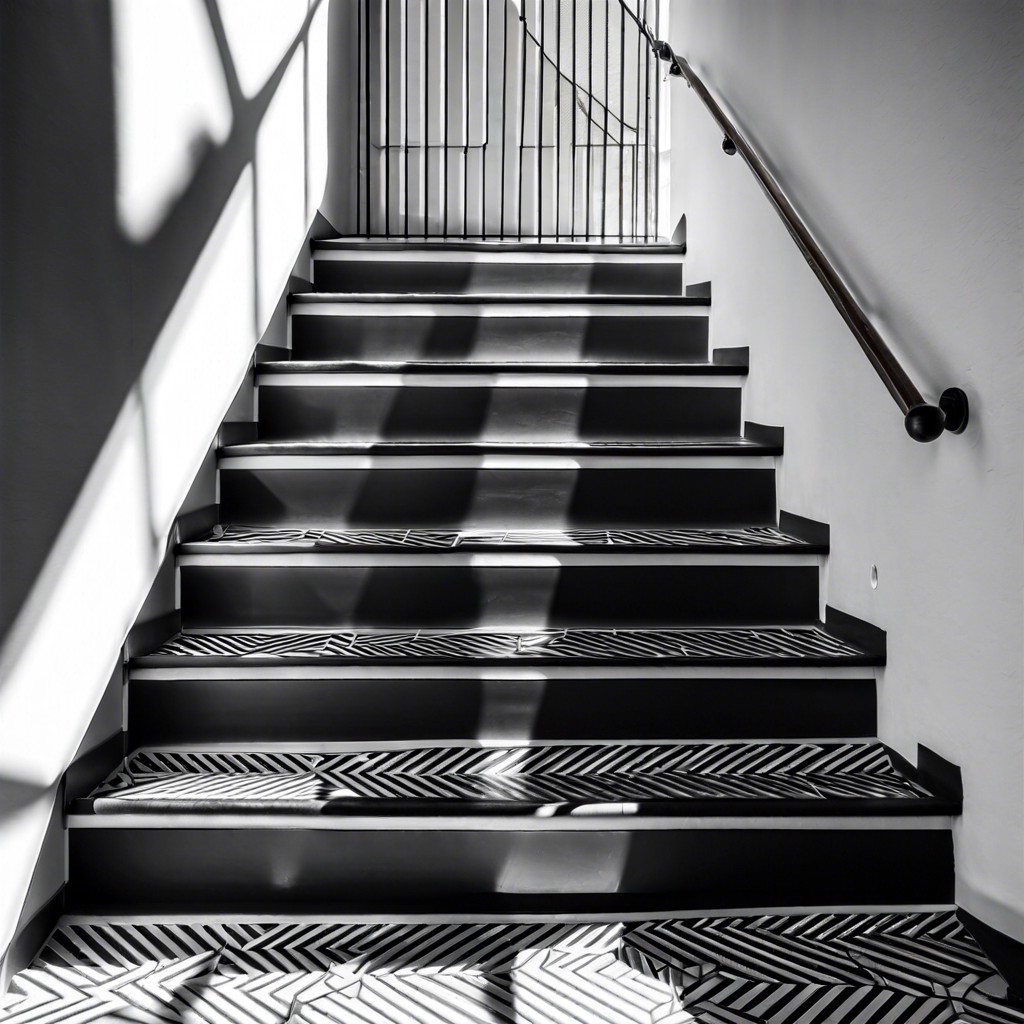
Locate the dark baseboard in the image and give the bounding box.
[125,609,181,660]
[825,605,887,658]
[959,908,1024,1006]
[712,345,749,368]
[1,887,63,992]
[743,421,784,448]
[256,342,291,363]
[779,510,830,549]
[670,213,686,250]
[219,421,258,446]
[883,743,962,809]
[65,730,125,805]
[175,503,218,543]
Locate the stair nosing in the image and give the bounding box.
[65,810,956,830]
[313,239,685,255]
[289,292,708,306]
[256,361,748,376]
[217,441,782,459]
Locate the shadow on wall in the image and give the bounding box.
[0,0,330,638]
[0,0,333,969]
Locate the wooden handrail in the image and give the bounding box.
[653,40,968,441]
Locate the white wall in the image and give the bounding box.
[0,0,331,969]
[667,0,1024,939]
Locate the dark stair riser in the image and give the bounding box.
[68,827,954,910]
[312,259,683,296]
[219,467,777,528]
[127,675,878,746]
[290,313,708,363]
[178,563,820,629]
[256,385,741,443]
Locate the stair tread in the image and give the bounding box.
[136,625,881,666]
[257,360,745,375]
[73,741,954,818]
[181,525,824,554]
[220,438,779,457]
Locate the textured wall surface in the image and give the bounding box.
[667,0,1024,940]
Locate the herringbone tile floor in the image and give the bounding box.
[3,912,1021,1023]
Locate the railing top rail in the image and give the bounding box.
[641,30,967,441]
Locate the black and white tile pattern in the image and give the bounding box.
[199,525,810,550]
[149,626,867,662]
[4,912,1021,1023]
[85,742,933,812]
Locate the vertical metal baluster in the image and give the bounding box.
[652,0,660,240]
[500,0,508,237]
[423,0,430,235]
[600,0,609,241]
[570,0,577,239]
[481,0,489,238]
[365,0,372,234]
[642,0,650,242]
[633,0,641,240]
[536,0,544,239]
[404,0,410,237]
[357,0,362,233]
[385,0,391,236]
[463,0,469,237]
[618,0,625,242]
[517,1,527,240]
[443,0,449,237]
[585,0,592,241]
[554,0,561,239]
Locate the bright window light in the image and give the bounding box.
[111,0,233,241]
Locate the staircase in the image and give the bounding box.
[16,241,1004,1020]
[62,241,960,910]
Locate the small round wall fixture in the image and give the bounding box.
[939,387,970,434]
[870,565,879,590]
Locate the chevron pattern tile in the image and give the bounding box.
[200,525,808,550]
[84,742,932,812]
[4,912,1022,1024]
[148,626,866,661]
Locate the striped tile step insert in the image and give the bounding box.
[74,743,947,816]
[140,626,878,666]
[186,525,818,553]
[5,912,1021,1023]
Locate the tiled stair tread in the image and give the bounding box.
[78,743,945,814]
[219,437,780,457]
[15,912,1019,1024]
[184,525,822,553]
[257,360,745,375]
[140,626,878,664]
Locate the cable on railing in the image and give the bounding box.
[617,2,969,441]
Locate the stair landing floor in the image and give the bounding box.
[3,910,1022,1023]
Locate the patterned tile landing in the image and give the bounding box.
[3,912,1021,1023]
[196,525,812,551]
[145,626,869,663]
[82,742,935,813]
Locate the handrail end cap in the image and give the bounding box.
[905,403,945,443]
